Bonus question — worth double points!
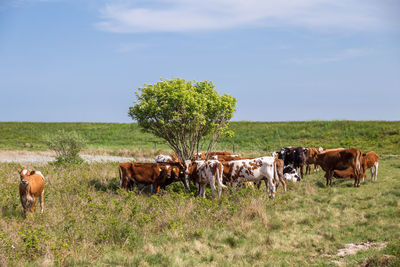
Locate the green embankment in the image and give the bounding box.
[0,121,399,154]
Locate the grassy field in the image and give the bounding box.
[1,121,399,266]
[0,156,399,266]
[1,121,399,154]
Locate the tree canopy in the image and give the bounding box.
[128,78,237,162]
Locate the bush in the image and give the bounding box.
[44,130,86,164]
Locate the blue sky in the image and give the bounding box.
[0,0,399,122]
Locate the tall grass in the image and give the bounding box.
[0,156,399,266]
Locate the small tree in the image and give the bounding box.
[44,130,86,164]
[129,78,237,163]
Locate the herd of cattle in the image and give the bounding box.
[118,147,379,199]
[16,147,379,215]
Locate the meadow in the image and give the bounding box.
[0,157,399,266]
[1,120,399,154]
[0,121,400,266]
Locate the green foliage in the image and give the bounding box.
[44,129,86,164]
[128,78,237,160]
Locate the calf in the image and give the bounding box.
[18,168,45,215]
[333,151,379,182]
[283,166,301,182]
[186,160,226,198]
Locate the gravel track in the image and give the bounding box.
[0,150,141,164]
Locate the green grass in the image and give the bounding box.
[1,120,399,154]
[0,156,399,266]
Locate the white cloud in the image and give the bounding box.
[95,0,397,33]
[289,48,374,64]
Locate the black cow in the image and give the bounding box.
[278,147,306,179]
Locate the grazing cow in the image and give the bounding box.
[222,157,281,199]
[283,166,301,182]
[278,147,306,179]
[315,148,363,187]
[18,168,45,215]
[185,160,226,198]
[305,148,320,175]
[119,162,187,193]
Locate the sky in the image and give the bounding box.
[0,0,399,122]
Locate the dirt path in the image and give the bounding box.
[0,150,142,164]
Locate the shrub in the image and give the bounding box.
[44,130,86,164]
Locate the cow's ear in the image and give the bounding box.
[17,168,22,174]
[29,170,36,175]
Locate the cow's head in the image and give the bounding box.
[18,168,34,187]
[283,166,301,182]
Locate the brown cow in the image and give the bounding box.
[305,148,320,175]
[193,151,234,160]
[315,148,363,187]
[119,162,187,193]
[18,168,45,215]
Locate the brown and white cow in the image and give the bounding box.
[119,162,187,193]
[222,156,282,199]
[185,160,226,198]
[362,152,379,181]
[18,168,45,215]
[315,148,363,187]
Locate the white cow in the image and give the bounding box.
[223,157,279,199]
[155,154,174,163]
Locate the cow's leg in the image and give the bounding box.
[374,163,378,181]
[152,183,160,194]
[201,185,206,198]
[39,191,44,213]
[210,180,217,199]
[324,172,330,186]
[30,197,37,212]
[267,178,276,199]
[256,181,262,190]
[300,165,304,179]
[280,176,287,192]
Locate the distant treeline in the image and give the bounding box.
[0,121,399,154]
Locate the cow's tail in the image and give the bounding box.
[355,150,362,179]
[217,163,227,189]
[273,160,280,185]
[118,165,123,188]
